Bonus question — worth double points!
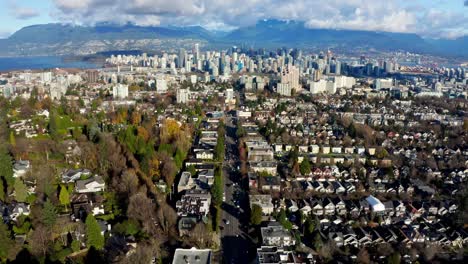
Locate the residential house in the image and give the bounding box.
[261,223,296,247]
[75,176,105,193]
[250,195,274,215]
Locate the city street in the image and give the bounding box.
[220,114,254,264]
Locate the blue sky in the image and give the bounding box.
[0,0,467,39]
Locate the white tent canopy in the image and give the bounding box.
[366,195,385,212]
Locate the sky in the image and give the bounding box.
[0,0,467,39]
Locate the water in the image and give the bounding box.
[0,56,101,72]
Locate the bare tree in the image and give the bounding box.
[156,202,177,236]
[127,188,157,234]
[28,224,51,257]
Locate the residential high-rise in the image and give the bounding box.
[176,89,190,104]
[86,70,99,83]
[280,64,300,92]
[156,78,168,93]
[113,84,129,99]
[225,88,234,103]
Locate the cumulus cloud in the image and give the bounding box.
[49,0,467,38]
[12,7,40,20]
[8,0,40,20]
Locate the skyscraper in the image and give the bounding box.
[178,48,186,69]
[194,43,200,62]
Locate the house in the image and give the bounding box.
[346,200,361,219]
[260,176,281,192]
[331,147,342,154]
[194,150,214,160]
[250,195,274,215]
[332,182,346,194]
[333,197,347,216]
[285,199,299,213]
[178,172,195,194]
[75,176,105,193]
[323,198,335,215]
[197,169,215,188]
[310,145,320,154]
[71,193,104,221]
[176,190,211,219]
[328,231,344,247]
[62,169,91,183]
[250,161,278,176]
[261,222,296,247]
[257,246,313,264]
[172,248,212,264]
[10,203,30,222]
[355,227,372,246]
[249,172,258,189]
[310,199,324,216]
[178,217,198,237]
[13,160,31,178]
[343,228,358,247]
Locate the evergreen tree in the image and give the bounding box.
[300,158,311,175]
[14,179,28,202]
[0,149,14,187]
[0,178,4,202]
[42,200,57,228]
[86,214,105,250]
[0,222,13,260]
[48,110,58,140]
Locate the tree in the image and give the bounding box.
[357,248,370,264]
[128,190,157,234]
[300,158,311,175]
[14,179,28,202]
[313,232,323,250]
[9,131,16,147]
[59,185,70,211]
[250,204,263,226]
[0,178,4,201]
[387,252,401,264]
[71,240,80,252]
[304,215,316,235]
[277,209,293,230]
[211,167,223,207]
[148,156,161,180]
[160,155,177,187]
[0,150,14,187]
[86,214,104,250]
[28,224,50,257]
[0,222,13,260]
[48,110,59,140]
[42,200,57,228]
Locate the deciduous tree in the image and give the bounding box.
[250,204,263,226]
[14,179,28,203]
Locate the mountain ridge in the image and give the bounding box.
[0,20,466,58]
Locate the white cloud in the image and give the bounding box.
[49,0,467,38]
[8,0,40,20]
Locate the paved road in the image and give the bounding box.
[220,114,254,264]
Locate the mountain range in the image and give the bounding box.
[0,20,466,58]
